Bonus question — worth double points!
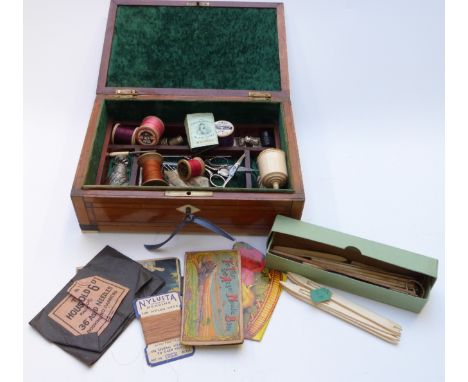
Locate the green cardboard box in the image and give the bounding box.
[266,215,438,312]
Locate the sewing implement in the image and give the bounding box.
[281,273,402,344]
[257,148,288,189]
[137,152,168,186]
[270,246,425,297]
[107,155,129,185]
[133,115,165,146]
[204,153,246,187]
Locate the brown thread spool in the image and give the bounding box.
[137,152,168,186]
[177,157,205,181]
[134,116,165,146]
[140,310,181,345]
[257,148,288,189]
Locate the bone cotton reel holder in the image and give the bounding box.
[137,152,168,186]
[257,149,288,189]
[177,157,205,181]
[134,116,165,146]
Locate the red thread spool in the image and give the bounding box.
[111,123,137,144]
[134,116,165,146]
[137,152,168,186]
[177,157,205,181]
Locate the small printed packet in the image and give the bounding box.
[134,292,194,367]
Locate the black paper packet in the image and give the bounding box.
[29,246,165,366]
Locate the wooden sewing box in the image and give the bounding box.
[71,0,305,234]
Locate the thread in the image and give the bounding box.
[141,115,165,138]
[111,123,137,144]
[260,130,275,147]
[134,115,165,146]
[177,157,205,181]
[215,120,235,147]
[137,152,168,186]
[140,310,181,345]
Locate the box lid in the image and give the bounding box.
[268,215,438,278]
[97,1,290,98]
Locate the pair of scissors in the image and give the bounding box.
[205,153,246,188]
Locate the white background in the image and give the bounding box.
[23,0,444,381]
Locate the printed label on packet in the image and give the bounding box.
[146,339,194,367]
[48,276,129,336]
[67,276,129,321]
[134,292,180,318]
[48,295,110,336]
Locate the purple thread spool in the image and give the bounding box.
[215,120,235,147]
[111,123,137,144]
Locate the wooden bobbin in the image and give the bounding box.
[111,123,137,144]
[137,152,168,186]
[134,115,165,146]
[177,157,205,181]
[257,148,288,189]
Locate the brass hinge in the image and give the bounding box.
[114,89,138,99]
[198,1,210,5]
[248,91,272,100]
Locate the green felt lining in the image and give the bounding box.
[107,5,281,91]
[85,103,108,185]
[84,99,291,191]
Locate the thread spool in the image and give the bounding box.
[134,115,165,146]
[260,130,275,147]
[215,120,235,147]
[177,157,205,181]
[137,152,168,186]
[257,148,288,189]
[111,123,137,144]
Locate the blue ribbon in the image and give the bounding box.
[144,211,236,250]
